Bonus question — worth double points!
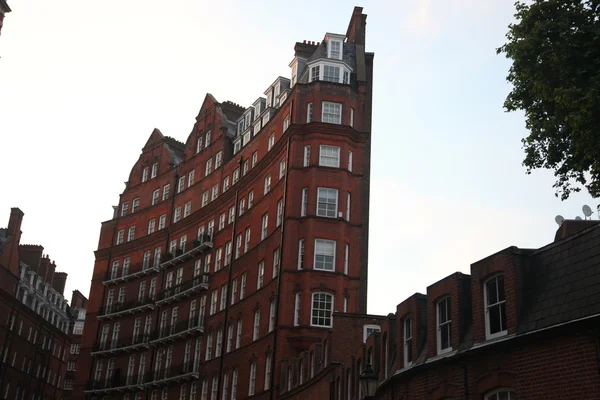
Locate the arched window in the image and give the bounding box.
[311,292,333,327]
[485,389,515,400]
[484,274,507,339]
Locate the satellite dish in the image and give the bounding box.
[575,216,583,221]
[555,215,565,226]
[582,205,593,218]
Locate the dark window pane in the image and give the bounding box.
[489,304,501,334]
[498,276,505,302]
[487,279,498,304]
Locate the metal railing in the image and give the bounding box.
[99,297,154,318]
[156,275,208,303]
[160,234,213,267]
[145,362,198,385]
[85,374,144,392]
[92,334,151,354]
[152,316,204,343]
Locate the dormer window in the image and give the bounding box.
[484,274,507,339]
[309,63,351,85]
[437,296,452,354]
[310,65,320,82]
[328,40,342,60]
[323,65,340,82]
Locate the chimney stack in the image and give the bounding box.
[18,244,44,271]
[52,271,67,296]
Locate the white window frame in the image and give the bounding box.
[261,214,268,240]
[319,145,341,167]
[484,389,515,400]
[178,176,185,193]
[152,189,160,205]
[307,103,313,123]
[257,261,264,289]
[294,293,301,326]
[303,145,310,167]
[484,274,507,339]
[437,296,452,354]
[344,243,349,274]
[264,174,271,195]
[316,187,338,218]
[314,239,336,271]
[151,163,158,178]
[162,184,170,201]
[404,317,412,367]
[321,102,342,124]
[276,199,283,227]
[188,170,195,187]
[253,310,260,341]
[297,239,304,270]
[268,133,275,151]
[248,361,256,395]
[310,292,333,328]
[363,324,381,343]
[328,39,342,60]
[279,158,286,179]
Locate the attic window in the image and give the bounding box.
[329,40,342,60]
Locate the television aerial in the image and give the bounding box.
[555,215,565,226]
[582,205,593,219]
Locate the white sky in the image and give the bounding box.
[0,0,596,315]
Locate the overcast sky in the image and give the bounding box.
[0,0,596,315]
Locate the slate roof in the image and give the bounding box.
[518,221,600,333]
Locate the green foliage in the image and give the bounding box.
[498,0,600,200]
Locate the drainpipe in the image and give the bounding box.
[216,157,242,400]
[269,99,294,400]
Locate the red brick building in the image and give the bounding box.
[0,208,89,400]
[76,7,373,400]
[286,219,600,400]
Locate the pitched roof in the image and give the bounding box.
[518,222,600,333]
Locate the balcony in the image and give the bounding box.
[160,234,213,269]
[145,362,199,387]
[155,275,209,306]
[98,298,155,321]
[91,334,151,356]
[150,316,204,346]
[104,262,160,286]
[84,374,144,394]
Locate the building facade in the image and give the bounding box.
[286,219,600,400]
[77,7,373,400]
[0,208,88,400]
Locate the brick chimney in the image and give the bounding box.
[0,208,24,277]
[52,271,67,295]
[38,255,53,284]
[554,220,599,242]
[294,41,318,59]
[18,244,44,271]
[346,6,367,45]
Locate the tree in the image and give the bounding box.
[498,0,600,200]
